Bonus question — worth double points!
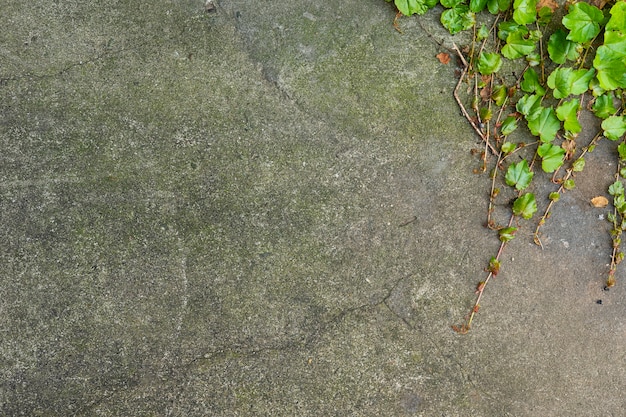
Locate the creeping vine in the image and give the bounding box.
[390,0,626,332]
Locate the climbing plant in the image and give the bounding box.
[390,0,626,332]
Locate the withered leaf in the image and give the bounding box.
[591,196,609,208]
[436,52,450,65]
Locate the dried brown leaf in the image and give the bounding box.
[436,52,450,65]
[591,196,609,208]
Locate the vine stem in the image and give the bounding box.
[455,214,515,333]
[534,131,603,247]
[453,44,498,156]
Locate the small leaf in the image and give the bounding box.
[537,143,565,172]
[562,2,604,43]
[488,256,501,275]
[563,179,576,190]
[513,193,537,219]
[492,85,508,106]
[572,157,585,172]
[499,226,518,242]
[549,192,560,201]
[505,159,534,190]
[500,116,518,136]
[520,68,546,95]
[609,180,625,197]
[501,141,517,153]
[618,143,626,161]
[498,21,528,41]
[440,5,475,34]
[476,24,490,40]
[527,106,560,142]
[592,94,617,119]
[602,115,626,141]
[477,52,503,75]
[556,99,581,134]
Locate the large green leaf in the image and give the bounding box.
[505,159,534,190]
[562,2,604,43]
[547,67,595,98]
[488,0,512,14]
[556,99,582,134]
[547,29,580,64]
[602,115,626,140]
[502,31,536,59]
[477,52,503,75]
[606,0,626,32]
[470,0,488,12]
[512,193,537,219]
[513,0,537,24]
[537,143,565,173]
[594,31,626,91]
[527,106,560,142]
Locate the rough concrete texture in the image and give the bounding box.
[2,0,626,415]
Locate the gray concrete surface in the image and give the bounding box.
[1,0,626,415]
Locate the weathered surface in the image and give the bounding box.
[1,0,625,415]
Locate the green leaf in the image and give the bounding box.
[528,106,560,142]
[499,227,518,242]
[498,21,528,41]
[502,31,536,59]
[547,29,580,64]
[609,180,624,197]
[618,143,626,162]
[500,116,518,136]
[501,141,517,153]
[470,0,488,12]
[516,94,542,120]
[547,67,596,99]
[477,24,490,40]
[563,179,575,190]
[602,115,626,140]
[513,193,537,219]
[520,68,546,95]
[492,84,508,106]
[606,0,626,32]
[395,0,435,15]
[505,159,534,190]
[537,143,565,172]
[513,0,537,25]
[477,52,503,75]
[440,0,463,7]
[440,5,475,34]
[488,0,512,14]
[556,99,581,134]
[549,192,560,201]
[593,31,626,91]
[537,5,553,25]
[562,2,604,43]
[488,257,501,275]
[592,94,617,119]
[572,157,585,172]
